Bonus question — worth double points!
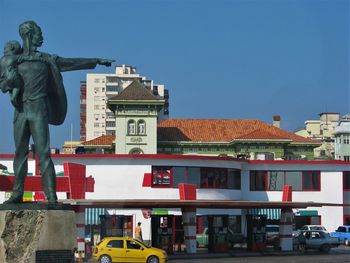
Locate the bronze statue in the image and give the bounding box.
[0,21,113,204]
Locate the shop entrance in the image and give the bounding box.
[151,215,174,255]
[99,215,132,239]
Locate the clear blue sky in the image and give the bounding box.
[0,0,349,153]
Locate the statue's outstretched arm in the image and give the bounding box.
[56,57,114,72]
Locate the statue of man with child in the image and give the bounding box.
[0,21,113,204]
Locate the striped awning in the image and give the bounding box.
[247,208,281,220]
[85,208,106,225]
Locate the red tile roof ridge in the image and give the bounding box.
[157,118,319,144]
[82,135,115,145]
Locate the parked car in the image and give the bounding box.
[299,225,327,231]
[93,237,168,263]
[294,230,340,253]
[265,225,280,247]
[293,225,327,237]
[331,225,350,246]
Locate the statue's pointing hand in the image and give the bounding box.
[97,59,115,67]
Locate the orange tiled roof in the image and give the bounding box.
[157,119,319,144]
[82,135,115,146]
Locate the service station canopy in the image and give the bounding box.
[61,199,345,210]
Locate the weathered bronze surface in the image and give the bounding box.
[0,21,113,204]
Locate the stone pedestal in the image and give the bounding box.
[0,205,76,263]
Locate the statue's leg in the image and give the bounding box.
[5,110,30,203]
[29,98,57,203]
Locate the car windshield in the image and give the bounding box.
[135,239,151,248]
[310,226,324,231]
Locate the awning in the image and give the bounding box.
[85,208,106,225]
[247,208,281,220]
[297,210,318,216]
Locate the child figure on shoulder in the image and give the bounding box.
[0,40,23,107]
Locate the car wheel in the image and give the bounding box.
[147,255,159,263]
[321,244,331,253]
[99,254,112,263]
[345,239,349,246]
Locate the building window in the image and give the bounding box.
[250,170,320,191]
[344,156,350,161]
[106,130,115,136]
[343,172,350,190]
[152,167,172,187]
[106,112,115,118]
[94,96,105,101]
[127,120,136,135]
[267,171,284,191]
[106,121,115,127]
[228,169,241,189]
[200,168,227,189]
[138,120,146,135]
[94,123,100,127]
[106,85,122,92]
[250,171,266,191]
[302,171,320,191]
[344,135,350,144]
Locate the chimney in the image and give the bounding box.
[273,115,281,128]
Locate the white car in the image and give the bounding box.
[299,225,327,232]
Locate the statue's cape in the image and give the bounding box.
[41,53,67,126]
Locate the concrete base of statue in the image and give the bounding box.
[0,203,76,263]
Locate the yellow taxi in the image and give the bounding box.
[93,237,168,263]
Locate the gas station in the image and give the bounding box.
[0,161,344,255]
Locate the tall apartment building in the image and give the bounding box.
[295,112,340,159]
[80,65,169,141]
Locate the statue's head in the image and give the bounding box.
[19,21,43,48]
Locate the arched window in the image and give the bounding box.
[129,148,144,154]
[138,120,146,135]
[127,120,136,135]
